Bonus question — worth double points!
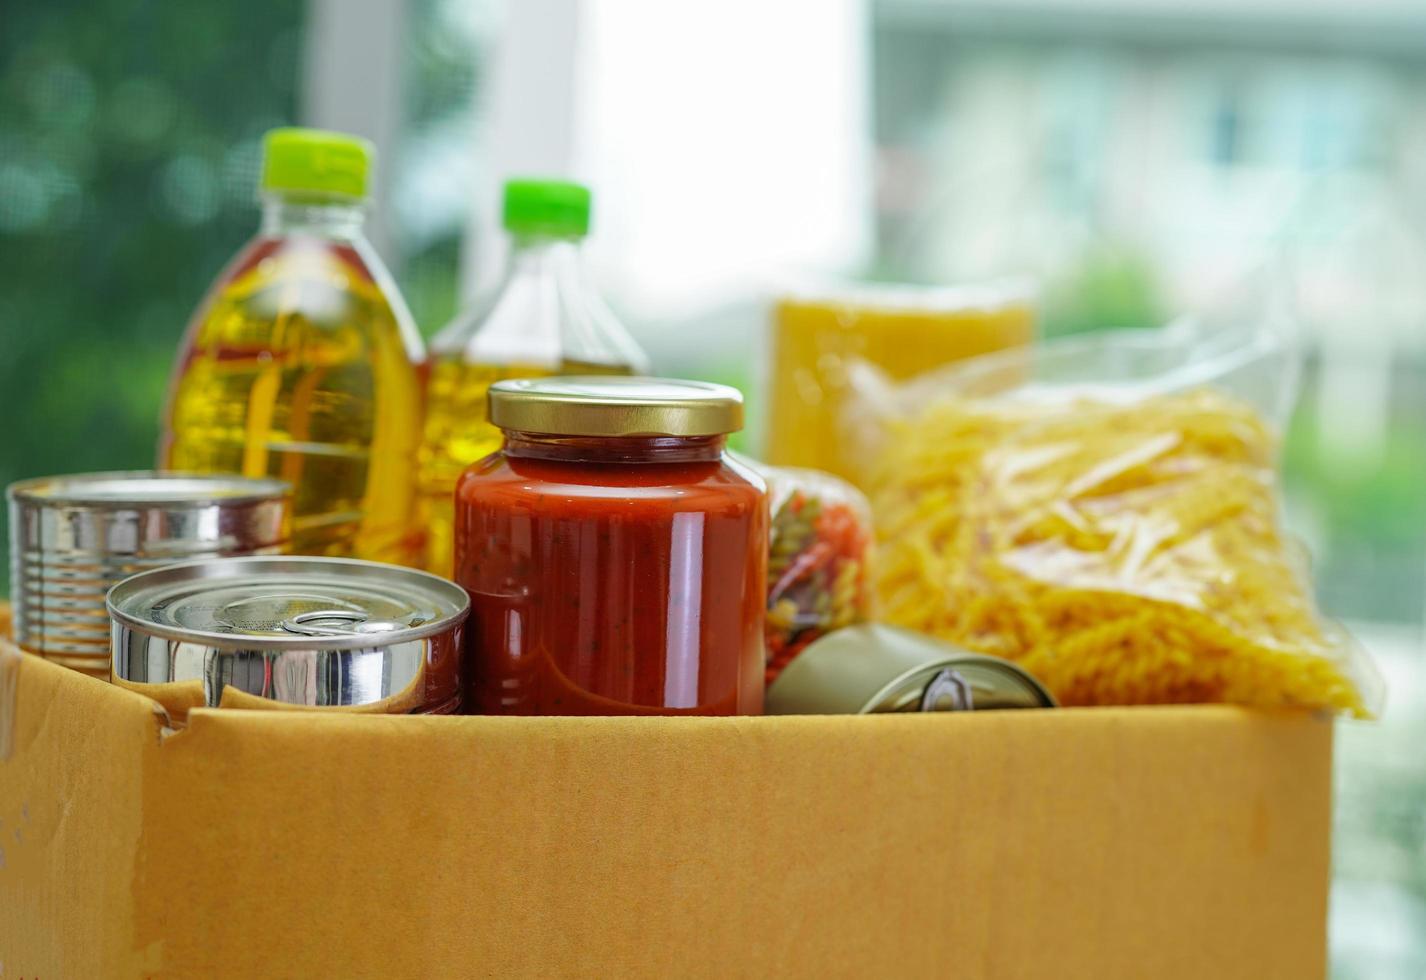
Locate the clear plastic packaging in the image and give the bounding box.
[855,322,1382,717]
[747,460,876,684]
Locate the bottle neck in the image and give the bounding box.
[506,233,587,280]
[259,194,367,241]
[503,431,726,464]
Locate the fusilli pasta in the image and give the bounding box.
[870,387,1375,716]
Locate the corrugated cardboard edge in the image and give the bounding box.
[0,648,168,976]
[125,703,1333,979]
[4,654,1334,979]
[0,639,20,761]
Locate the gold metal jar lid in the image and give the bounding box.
[488,376,744,437]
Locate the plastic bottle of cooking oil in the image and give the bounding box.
[416,178,650,576]
[159,128,423,564]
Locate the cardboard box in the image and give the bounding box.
[0,643,1332,979]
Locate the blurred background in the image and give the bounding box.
[2,0,1424,972]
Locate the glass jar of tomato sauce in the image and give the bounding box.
[455,377,768,715]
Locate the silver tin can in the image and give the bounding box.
[7,472,291,678]
[108,556,469,721]
[766,623,1056,714]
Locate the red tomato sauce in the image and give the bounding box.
[454,434,766,715]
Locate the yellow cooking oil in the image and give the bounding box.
[413,178,650,577]
[161,237,423,564]
[415,357,633,578]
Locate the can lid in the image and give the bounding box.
[488,376,744,437]
[107,556,468,651]
[765,623,1057,715]
[865,660,1053,713]
[7,471,291,507]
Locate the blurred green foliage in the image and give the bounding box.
[1284,391,1426,622]
[0,1,306,588]
[0,0,480,592]
[1038,244,1166,338]
[1285,407,1426,546]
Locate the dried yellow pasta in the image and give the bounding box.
[869,387,1376,716]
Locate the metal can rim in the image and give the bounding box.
[107,555,470,652]
[860,656,1057,713]
[7,470,292,508]
[765,623,1059,714]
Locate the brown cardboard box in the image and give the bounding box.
[0,643,1331,979]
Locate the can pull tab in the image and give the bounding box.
[920,667,974,712]
[281,609,406,637]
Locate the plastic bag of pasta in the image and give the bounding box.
[852,322,1382,716]
[740,458,876,684]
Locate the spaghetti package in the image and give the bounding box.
[745,460,876,684]
[856,324,1382,716]
[765,281,1034,484]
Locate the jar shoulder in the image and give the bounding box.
[455,453,765,508]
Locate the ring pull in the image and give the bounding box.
[920,667,974,712]
[282,609,381,637]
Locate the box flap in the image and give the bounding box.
[2,652,1332,978]
[128,702,1330,978]
[0,646,166,976]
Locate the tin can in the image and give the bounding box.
[7,472,291,678]
[108,556,468,720]
[765,623,1056,714]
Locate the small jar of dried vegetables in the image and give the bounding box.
[753,463,876,684]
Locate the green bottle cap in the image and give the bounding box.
[502,178,591,238]
[260,127,373,200]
